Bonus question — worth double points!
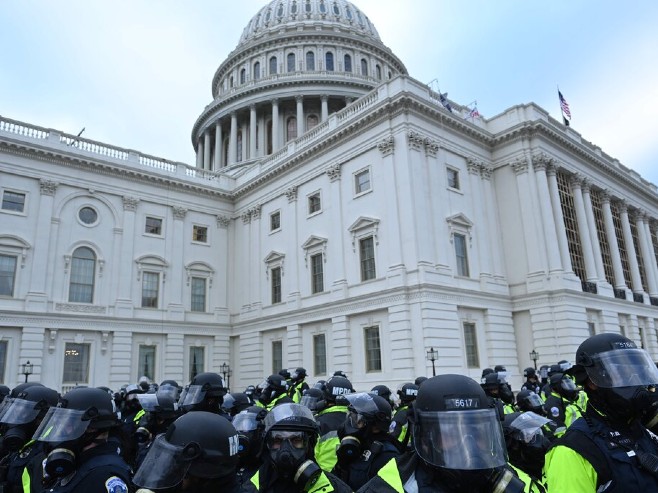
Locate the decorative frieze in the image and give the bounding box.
[326,164,341,181]
[216,215,230,228]
[55,303,107,314]
[39,179,58,196]
[406,130,424,151]
[122,196,139,211]
[172,206,188,220]
[377,135,395,156]
[285,186,298,203]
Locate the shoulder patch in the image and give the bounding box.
[550,406,560,417]
[105,476,128,493]
[389,421,397,433]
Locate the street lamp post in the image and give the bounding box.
[529,349,539,370]
[220,362,232,392]
[426,347,438,377]
[21,361,33,383]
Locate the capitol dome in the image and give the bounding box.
[191,0,407,171]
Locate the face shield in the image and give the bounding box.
[0,398,45,425]
[507,412,551,444]
[132,434,198,489]
[0,397,14,421]
[414,409,507,470]
[233,412,260,433]
[32,408,91,443]
[263,403,316,436]
[522,393,544,409]
[300,394,323,411]
[178,385,206,408]
[585,349,658,388]
[345,392,381,415]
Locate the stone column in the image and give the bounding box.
[581,181,607,282]
[196,139,203,168]
[467,159,490,276]
[637,212,658,296]
[546,165,573,273]
[512,157,543,274]
[296,96,304,137]
[249,105,257,159]
[601,192,626,289]
[620,202,644,292]
[167,206,187,319]
[321,95,329,121]
[570,176,598,281]
[532,155,562,272]
[203,130,211,170]
[229,112,238,166]
[481,165,505,279]
[115,196,139,315]
[272,99,280,152]
[241,121,248,162]
[213,121,223,170]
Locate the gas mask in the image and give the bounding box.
[267,431,309,479]
[44,430,105,478]
[499,386,515,406]
[2,424,30,452]
[594,385,658,425]
[336,411,368,464]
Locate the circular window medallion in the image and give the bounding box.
[79,206,98,225]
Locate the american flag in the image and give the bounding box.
[558,90,571,119]
[468,106,480,120]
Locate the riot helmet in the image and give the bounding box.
[221,393,252,416]
[299,387,327,413]
[291,367,307,382]
[323,375,353,404]
[0,385,9,403]
[549,373,579,402]
[0,386,59,452]
[9,382,44,398]
[523,367,537,379]
[494,365,508,379]
[258,374,289,405]
[232,406,267,464]
[370,385,394,406]
[279,369,292,380]
[179,372,227,413]
[481,368,494,379]
[123,383,144,413]
[135,388,181,442]
[397,382,419,405]
[133,411,240,490]
[502,411,551,479]
[515,389,545,415]
[414,376,428,387]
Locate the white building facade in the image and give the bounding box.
[2,0,658,393]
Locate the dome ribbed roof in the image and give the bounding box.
[239,0,381,46]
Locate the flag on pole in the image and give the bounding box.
[439,92,453,113]
[467,105,480,121]
[558,90,571,126]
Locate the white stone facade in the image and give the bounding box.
[2,0,658,393]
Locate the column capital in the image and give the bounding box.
[326,163,342,181]
[172,206,188,220]
[230,111,237,119]
[295,95,303,103]
[39,179,58,196]
[531,152,553,171]
[545,162,557,177]
[581,179,592,194]
[377,135,395,156]
[424,137,439,157]
[600,189,612,203]
[271,98,279,105]
[569,173,584,189]
[250,104,257,111]
[285,186,298,202]
[216,215,230,228]
[480,164,493,180]
[320,94,329,102]
[122,196,140,211]
[617,199,628,214]
[466,157,481,176]
[511,157,528,175]
[406,130,424,152]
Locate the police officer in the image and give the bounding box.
[482,372,515,414]
[521,368,541,394]
[134,386,182,468]
[356,374,525,492]
[369,385,395,408]
[544,332,658,491]
[133,410,241,493]
[289,368,309,403]
[256,375,293,410]
[299,388,327,414]
[503,412,551,493]
[32,387,131,492]
[0,385,59,492]
[389,383,418,449]
[178,372,227,414]
[232,406,267,487]
[221,393,253,418]
[120,383,144,465]
[243,403,351,493]
[314,376,353,472]
[333,393,403,491]
[542,372,581,436]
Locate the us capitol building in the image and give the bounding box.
[2,0,658,392]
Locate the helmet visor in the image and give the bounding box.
[522,393,544,408]
[179,385,205,408]
[232,411,259,432]
[0,397,14,421]
[300,394,322,411]
[132,434,193,489]
[344,392,381,415]
[32,408,91,442]
[0,398,42,425]
[508,412,551,443]
[263,403,315,435]
[586,348,658,387]
[414,409,507,470]
[136,394,160,412]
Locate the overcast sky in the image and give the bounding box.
[2,1,657,184]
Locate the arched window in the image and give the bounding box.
[325,52,334,71]
[229,76,234,88]
[277,3,284,18]
[376,64,381,80]
[306,114,319,130]
[319,0,327,13]
[266,120,273,154]
[291,1,297,14]
[270,56,278,75]
[286,117,297,141]
[361,58,368,76]
[305,0,312,13]
[344,54,352,73]
[287,53,296,72]
[332,2,340,15]
[254,61,261,80]
[306,51,315,71]
[240,68,246,84]
[69,247,95,303]
[237,131,243,162]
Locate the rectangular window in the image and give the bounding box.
[191,277,207,312]
[1,191,26,213]
[308,192,321,215]
[142,272,159,308]
[271,267,282,304]
[454,233,469,277]
[189,346,205,380]
[463,322,480,368]
[68,253,95,303]
[587,321,596,337]
[0,254,17,297]
[313,334,327,375]
[272,340,283,374]
[63,343,90,384]
[354,169,371,195]
[138,345,156,381]
[447,168,460,190]
[193,225,208,243]
[364,326,382,372]
[145,217,163,235]
[311,253,324,294]
[359,236,376,281]
[270,211,281,231]
[0,340,7,383]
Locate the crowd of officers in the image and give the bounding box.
[2,332,658,492]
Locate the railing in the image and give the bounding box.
[613,288,627,300]
[633,292,645,303]
[0,117,50,140]
[581,281,598,294]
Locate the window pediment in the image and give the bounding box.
[301,235,327,266]
[264,251,285,278]
[135,255,169,281]
[185,261,215,287]
[0,234,31,268]
[348,216,379,251]
[446,213,473,244]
